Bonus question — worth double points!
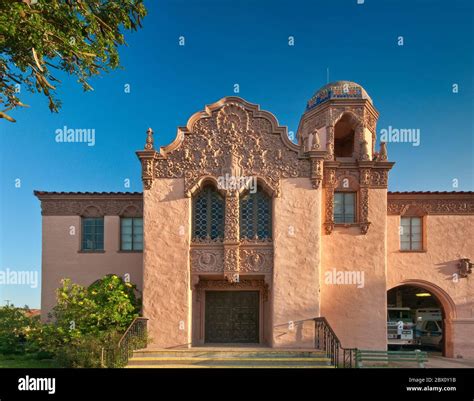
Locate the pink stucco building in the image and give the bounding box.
[35,82,474,359]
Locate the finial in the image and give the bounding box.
[379,141,388,161]
[145,128,154,150]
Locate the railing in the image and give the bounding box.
[102,317,148,368]
[314,317,357,368]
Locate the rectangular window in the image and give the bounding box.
[82,217,104,251]
[400,216,422,251]
[334,192,355,223]
[121,217,143,251]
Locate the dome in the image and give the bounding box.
[306,81,372,111]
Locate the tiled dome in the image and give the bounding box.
[306,81,372,111]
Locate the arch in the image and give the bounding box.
[388,280,456,319]
[333,112,361,158]
[388,280,457,357]
[187,176,226,198]
[332,110,364,129]
[119,204,142,218]
[80,204,103,217]
[237,176,277,198]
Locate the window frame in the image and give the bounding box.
[120,217,143,252]
[333,191,357,224]
[81,217,104,252]
[400,216,424,252]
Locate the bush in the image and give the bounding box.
[43,274,142,367]
[0,305,37,355]
[0,275,143,367]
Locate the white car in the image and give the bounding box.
[417,320,443,349]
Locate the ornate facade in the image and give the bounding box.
[36,81,474,358]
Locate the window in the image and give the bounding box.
[240,187,271,239]
[82,217,104,251]
[334,192,355,223]
[121,217,143,251]
[193,186,224,239]
[400,216,422,251]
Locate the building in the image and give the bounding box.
[35,81,474,358]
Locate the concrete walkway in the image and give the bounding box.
[426,354,474,368]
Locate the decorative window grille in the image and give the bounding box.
[240,188,271,239]
[193,186,225,239]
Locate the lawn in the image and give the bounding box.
[0,354,59,368]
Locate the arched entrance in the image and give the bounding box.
[387,280,456,358]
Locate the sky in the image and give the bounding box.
[0,0,473,308]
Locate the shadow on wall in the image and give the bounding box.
[436,259,464,281]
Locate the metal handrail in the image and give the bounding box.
[103,317,148,367]
[314,317,357,368]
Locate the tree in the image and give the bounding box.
[0,0,147,122]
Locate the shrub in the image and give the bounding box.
[0,305,36,355]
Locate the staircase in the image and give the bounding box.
[126,347,333,368]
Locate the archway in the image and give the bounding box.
[387,280,456,357]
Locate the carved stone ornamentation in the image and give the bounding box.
[324,187,335,235]
[190,249,224,273]
[141,98,310,197]
[240,249,273,273]
[144,128,154,150]
[224,190,240,243]
[195,279,270,302]
[224,247,240,283]
[359,140,370,161]
[379,142,388,161]
[370,170,389,188]
[35,193,143,216]
[359,187,371,234]
[325,126,335,160]
[360,168,371,186]
[387,197,474,215]
[310,159,324,189]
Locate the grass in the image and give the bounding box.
[0,354,59,368]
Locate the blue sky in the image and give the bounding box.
[1,0,473,308]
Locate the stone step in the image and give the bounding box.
[127,364,334,369]
[128,357,332,366]
[127,348,333,368]
[132,349,327,359]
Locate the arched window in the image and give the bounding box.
[192,185,224,239]
[240,187,271,239]
[334,114,355,157]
